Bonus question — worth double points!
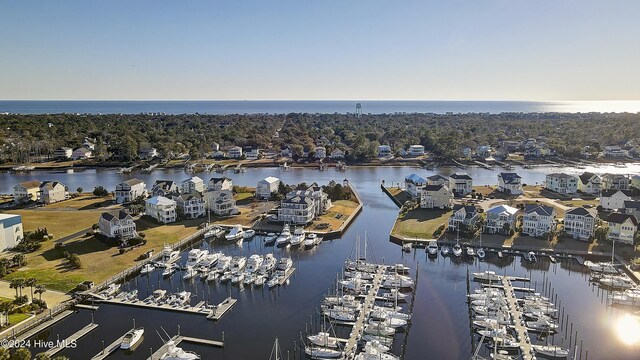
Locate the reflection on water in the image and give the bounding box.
[614,314,640,346]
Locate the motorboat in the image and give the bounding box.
[162,265,177,277]
[160,245,180,267]
[381,274,414,289]
[276,224,291,246]
[584,261,618,275]
[598,276,635,290]
[453,243,463,257]
[159,340,200,360]
[230,256,247,272]
[220,271,232,282]
[183,266,198,280]
[243,229,256,239]
[260,253,277,273]
[525,318,558,333]
[225,225,245,241]
[363,324,395,337]
[101,283,121,297]
[323,294,361,310]
[215,255,232,273]
[525,251,537,263]
[148,289,167,303]
[243,273,255,285]
[307,332,338,348]
[389,264,410,274]
[304,346,343,359]
[199,252,221,268]
[477,247,486,260]
[120,327,144,350]
[254,275,266,286]
[440,245,450,256]
[267,276,280,288]
[264,233,277,245]
[426,240,438,256]
[206,271,220,282]
[402,242,412,253]
[124,290,139,301]
[362,334,393,347]
[185,249,208,267]
[382,289,407,302]
[246,254,264,273]
[364,340,391,354]
[140,263,156,275]
[276,257,293,272]
[355,345,399,360]
[168,291,191,307]
[473,271,502,282]
[531,345,569,359]
[231,272,245,284]
[466,246,475,257]
[290,227,305,246]
[304,233,321,248]
[324,309,355,322]
[204,226,225,239]
[369,317,407,328]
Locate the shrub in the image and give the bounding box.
[13,295,29,305]
[68,253,82,269]
[62,251,70,259]
[129,237,144,246]
[31,299,47,310]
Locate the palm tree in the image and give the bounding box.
[9,279,20,298]
[25,278,37,302]
[0,346,10,360]
[15,278,25,298]
[35,285,46,301]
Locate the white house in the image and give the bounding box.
[600,189,633,210]
[98,210,137,240]
[404,174,427,199]
[545,173,578,194]
[447,205,480,232]
[461,147,472,159]
[205,190,239,216]
[54,147,72,159]
[280,147,293,158]
[228,146,243,158]
[0,214,24,251]
[606,212,637,244]
[278,195,315,225]
[72,147,93,160]
[181,176,205,194]
[139,147,158,160]
[145,196,177,223]
[38,181,66,204]
[286,186,332,217]
[604,145,627,158]
[378,145,392,157]
[497,172,523,195]
[330,149,345,160]
[449,173,473,197]
[408,145,425,157]
[208,177,233,191]
[13,180,41,203]
[257,176,280,199]
[601,174,630,190]
[578,172,601,195]
[315,147,327,159]
[115,179,147,204]
[564,207,597,241]
[420,185,453,209]
[151,180,178,197]
[246,148,260,160]
[485,205,519,235]
[175,192,206,219]
[82,138,96,150]
[623,200,640,220]
[522,204,556,238]
[476,145,492,158]
[427,174,449,186]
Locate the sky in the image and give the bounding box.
[1,1,639,101]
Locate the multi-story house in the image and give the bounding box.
[13,180,41,203]
[476,145,492,158]
[208,177,233,191]
[604,145,627,158]
[205,190,238,216]
[0,214,24,251]
[601,173,630,190]
[404,174,427,199]
[408,145,425,157]
[330,149,345,160]
[497,172,523,195]
[257,176,280,199]
[484,205,518,235]
[563,207,597,241]
[139,147,158,160]
[449,173,473,197]
[286,186,332,216]
[181,176,205,194]
[420,185,453,209]
[228,146,243,158]
[315,147,327,159]
[72,147,92,160]
[54,147,72,159]
[447,205,480,232]
[600,189,633,210]
[145,196,177,223]
[278,195,316,225]
[115,179,147,204]
[377,145,392,157]
[99,210,137,240]
[545,173,578,194]
[427,174,449,186]
[175,192,205,219]
[606,213,637,244]
[522,204,556,238]
[151,180,178,197]
[577,172,601,195]
[623,200,640,220]
[38,181,66,204]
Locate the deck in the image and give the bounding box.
[90,328,133,360]
[501,277,534,360]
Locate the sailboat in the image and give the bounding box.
[477,229,486,260]
[453,229,463,257]
[269,338,283,360]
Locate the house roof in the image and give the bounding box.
[17,180,42,189]
[209,177,231,184]
[427,174,448,182]
[579,172,598,184]
[260,176,280,184]
[178,192,202,201]
[74,147,91,154]
[123,178,144,186]
[146,196,175,206]
[623,200,640,210]
[452,204,478,216]
[524,204,555,216]
[283,196,313,205]
[183,176,203,183]
[601,189,633,198]
[499,172,521,184]
[40,181,64,190]
[405,174,426,184]
[450,173,472,180]
[153,180,175,189]
[566,207,596,217]
[547,173,577,180]
[606,212,638,226]
[422,184,449,193]
[602,173,628,180]
[487,204,519,216]
[100,210,131,221]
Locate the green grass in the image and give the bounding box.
[392,209,452,239]
[234,192,254,202]
[7,313,31,325]
[5,268,86,293]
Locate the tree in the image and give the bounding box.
[35,285,46,301]
[76,187,83,194]
[9,279,22,298]
[93,186,109,197]
[25,277,37,302]
[11,348,31,360]
[35,353,52,360]
[68,253,82,269]
[12,253,26,267]
[0,258,10,277]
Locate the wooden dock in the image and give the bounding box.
[9,310,74,344]
[206,297,237,320]
[501,277,534,360]
[99,297,236,321]
[147,335,223,360]
[45,323,99,356]
[278,267,296,285]
[481,283,536,293]
[90,328,133,360]
[75,304,99,310]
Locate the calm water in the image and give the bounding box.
[2,100,640,115]
[5,166,640,359]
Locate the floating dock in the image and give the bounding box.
[45,323,99,356]
[147,335,223,360]
[75,304,99,311]
[8,309,75,344]
[278,267,296,285]
[206,297,237,320]
[90,327,133,360]
[97,297,236,321]
[501,277,534,360]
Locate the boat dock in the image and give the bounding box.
[75,304,99,310]
[206,297,237,320]
[481,283,536,293]
[501,277,534,360]
[8,309,75,344]
[473,160,493,170]
[45,322,99,356]
[147,335,223,360]
[90,327,133,360]
[278,267,296,285]
[97,297,236,321]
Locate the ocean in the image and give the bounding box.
[1,100,640,115]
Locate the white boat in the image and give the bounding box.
[199,252,221,268]
[140,263,155,275]
[531,345,569,359]
[243,229,256,239]
[382,289,407,302]
[276,224,291,246]
[264,233,277,245]
[225,225,245,241]
[254,275,266,286]
[290,227,305,246]
[304,233,320,248]
[369,317,407,328]
[440,245,450,256]
[466,247,475,257]
[185,249,208,267]
[246,254,264,273]
[215,255,232,273]
[389,264,410,274]
[304,346,343,359]
[183,266,198,280]
[159,340,200,360]
[363,324,395,337]
[355,345,399,360]
[324,309,355,322]
[162,265,177,277]
[231,272,245,284]
[230,256,247,272]
[160,245,180,267]
[362,334,394,347]
[402,242,412,252]
[120,327,144,350]
[167,291,191,306]
[267,276,280,288]
[427,240,438,256]
[473,271,502,282]
[102,283,121,297]
[525,251,537,263]
[148,289,167,303]
[381,274,414,289]
[453,243,463,257]
[276,257,293,272]
[206,271,220,282]
[204,226,225,239]
[243,273,255,285]
[220,272,232,282]
[477,248,486,260]
[260,253,277,273]
[364,340,391,354]
[307,332,338,348]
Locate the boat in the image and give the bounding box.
[466,246,475,257]
[120,327,144,350]
[148,289,167,303]
[441,245,450,256]
[426,240,438,256]
[204,226,225,239]
[363,324,395,337]
[473,271,502,282]
[101,283,121,297]
[243,273,255,285]
[220,272,232,282]
[304,346,343,359]
[159,245,180,267]
[277,257,293,272]
[167,291,191,306]
[159,340,200,360]
[402,242,412,253]
[290,227,305,246]
[264,233,277,245]
[230,256,247,272]
[355,345,399,360]
[307,332,338,348]
[199,252,221,268]
[162,265,177,277]
[246,254,264,273]
[362,334,394,347]
[389,264,410,274]
[304,233,321,248]
[243,229,256,239]
[267,276,280,288]
[531,345,569,359]
[231,272,245,284]
[260,253,277,273]
[254,275,267,286]
[382,289,407,302]
[214,255,232,272]
[364,340,391,354]
[323,309,355,322]
[140,263,155,275]
[525,251,537,263]
[205,271,220,282]
[225,225,245,241]
[276,224,291,246]
[182,266,198,280]
[477,248,486,260]
[185,249,208,267]
[369,317,407,328]
[453,243,462,258]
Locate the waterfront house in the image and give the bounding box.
[408,145,425,157]
[286,185,332,216]
[245,148,260,160]
[278,195,316,225]
[139,147,158,160]
[82,138,96,150]
[420,184,453,209]
[601,173,630,190]
[330,149,345,160]
[280,147,293,158]
[524,145,553,159]
[485,205,519,235]
[257,176,280,200]
[545,173,578,194]
[476,145,492,158]
[606,212,637,244]
[151,180,178,197]
[461,147,472,159]
[181,176,205,194]
[211,142,220,152]
[378,145,392,157]
[564,207,597,241]
[205,190,239,216]
[623,200,640,220]
[404,174,427,199]
[211,150,226,158]
[13,180,41,203]
[427,174,449,186]
[577,172,601,195]
[228,146,243,159]
[315,147,327,159]
[208,177,233,191]
[72,147,92,160]
[600,189,633,210]
[522,204,556,238]
[0,214,24,251]
[98,210,137,240]
[115,179,147,204]
[497,172,523,195]
[449,173,473,197]
[145,196,177,223]
[447,204,480,232]
[604,145,627,158]
[175,192,205,219]
[38,181,66,204]
[54,147,73,160]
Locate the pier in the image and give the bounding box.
[206,297,237,320]
[44,322,99,356]
[501,277,534,360]
[90,327,133,360]
[97,297,237,321]
[278,267,296,285]
[75,304,99,311]
[7,309,74,344]
[147,334,223,360]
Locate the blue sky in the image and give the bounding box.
[1,1,639,100]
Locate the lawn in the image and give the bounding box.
[391,209,452,239]
[472,185,497,197]
[6,209,99,239]
[314,200,360,231]
[44,194,116,210]
[7,313,31,325]
[559,199,599,208]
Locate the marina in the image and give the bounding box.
[90,327,134,360]
[44,322,99,356]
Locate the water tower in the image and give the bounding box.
[355,103,362,118]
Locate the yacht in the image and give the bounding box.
[148,289,167,303]
[307,332,338,348]
[369,317,407,328]
[363,324,395,337]
[440,245,450,257]
[225,225,245,241]
[304,346,343,359]
[389,264,410,274]
[466,246,475,257]
[264,233,277,245]
[160,245,180,267]
[243,229,256,239]
[172,291,191,306]
[355,347,399,360]
[204,226,225,239]
[120,328,144,350]
[267,275,280,288]
[402,242,412,253]
[276,224,291,246]
[220,271,233,282]
[231,256,247,272]
[531,345,570,359]
[290,227,305,246]
[525,251,537,263]
[183,266,198,280]
[215,255,232,273]
[260,253,277,273]
[158,340,200,360]
[427,240,438,256]
[185,249,208,267]
[276,257,293,272]
[246,254,264,273]
[101,283,121,297]
[199,252,221,268]
[304,233,320,248]
[254,274,267,286]
[231,272,245,284]
[473,271,502,282]
[243,273,255,285]
[453,243,463,258]
[382,289,407,302]
[140,263,155,275]
[162,265,177,277]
